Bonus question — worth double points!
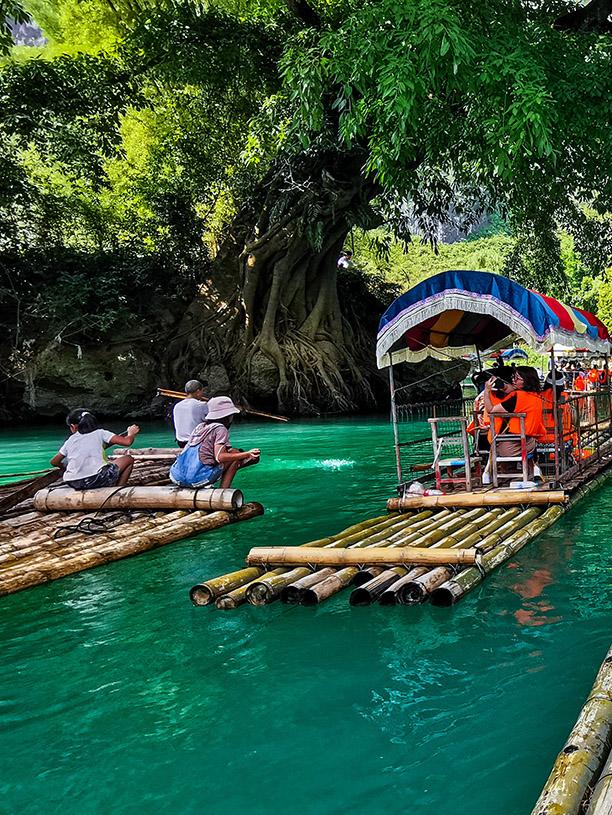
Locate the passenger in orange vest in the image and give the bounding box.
[587,366,599,390]
[484,366,546,478]
[541,372,576,449]
[467,371,513,453]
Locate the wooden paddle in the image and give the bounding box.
[0,469,61,514]
[156,388,289,422]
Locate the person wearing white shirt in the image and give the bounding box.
[173,379,209,447]
[51,409,139,489]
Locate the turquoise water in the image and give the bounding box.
[1,417,610,815]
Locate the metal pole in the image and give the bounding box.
[388,365,403,485]
[550,349,561,482]
[605,354,612,439]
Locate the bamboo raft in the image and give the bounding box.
[532,643,612,815]
[0,458,263,597]
[190,449,612,610]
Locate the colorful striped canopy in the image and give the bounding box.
[377,270,611,368]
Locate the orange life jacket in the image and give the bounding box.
[467,391,505,435]
[541,390,576,446]
[490,390,546,442]
[574,374,586,392]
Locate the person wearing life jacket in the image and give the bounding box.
[484,366,546,477]
[587,365,599,390]
[467,370,513,453]
[541,371,577,451]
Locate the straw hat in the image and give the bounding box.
[206,396,241,420]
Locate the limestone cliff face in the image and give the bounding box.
[2,332,467,421]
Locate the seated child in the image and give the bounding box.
[51,409,140,489]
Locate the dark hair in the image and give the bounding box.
[66,408,99,434]
[514,366,541,393]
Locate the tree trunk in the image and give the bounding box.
[163,150,385,414]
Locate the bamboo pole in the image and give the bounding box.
[293,512,452,606]
[300,568,358,605]
[430,506,563,606]
[190,566,266,606]
[34,485,244,512]
[387,490,567,510]
[280,569,335,604]
[246,546,479,567]
[378,567,431,605]
[586,747,612,814]
[247,566,313,605]
[215,568,287,609]
[531,644,612,815]
[157,387,289,423]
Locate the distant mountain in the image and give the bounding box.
[9,18,47,47]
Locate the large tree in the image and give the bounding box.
[1,0,612,414]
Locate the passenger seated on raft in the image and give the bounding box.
[484,366,546,479]
[50,409,140,489]
[169,396,260,489]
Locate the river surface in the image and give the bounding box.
[0,417,610,815]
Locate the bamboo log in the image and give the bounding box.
[190,566,265,606]
[387,490,567,511]
[378,567,430,605]
[215,568,288,609]
[350,569,409,606]
[399,508,527,605]
[586,747,612,814]
[280,569,335,604]
[431,506,563,606]
[110,448,180,459]
[34,485,244,512]
[300,567,358,605]
[531,645,612,815]
[247,567,313,605]
[247,546,478,567]
[245,511,440,605]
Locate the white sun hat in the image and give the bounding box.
[206,396,241,420]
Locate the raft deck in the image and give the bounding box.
[191,447,612,610]
[0,458,263,597]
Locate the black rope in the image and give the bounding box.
[53,486,134,539]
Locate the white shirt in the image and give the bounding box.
[173,399,209,442]
[59,429,114,482]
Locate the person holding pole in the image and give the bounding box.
[173,379,209,448]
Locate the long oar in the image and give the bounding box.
[156,388,289,423]
[0,470,61,514]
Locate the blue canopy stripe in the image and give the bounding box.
[376,271,611,369]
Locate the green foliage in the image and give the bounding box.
[2,0,612,354]
[351,228,514,288]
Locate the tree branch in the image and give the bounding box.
[554,0,612,34]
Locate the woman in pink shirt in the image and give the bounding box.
[170,396,260,488]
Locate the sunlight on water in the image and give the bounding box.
[0,416,611,815]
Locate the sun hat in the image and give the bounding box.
[545,371,566,387]
[206,396,241,420]
[185,379,208,393]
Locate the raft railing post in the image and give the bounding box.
[550,349,561,482]
[520,415,529,483]
[388,365,403,486]
[605,353,612,441]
